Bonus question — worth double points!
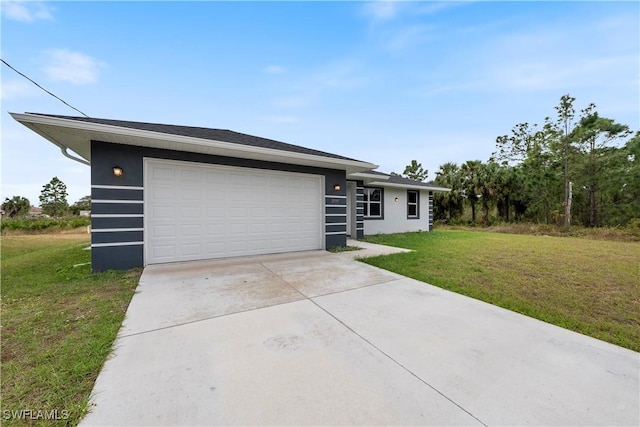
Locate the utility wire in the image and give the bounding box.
[1,58,90,117]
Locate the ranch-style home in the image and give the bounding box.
[11,113,449,271]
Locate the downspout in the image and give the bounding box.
[29,121,91,166]
[57,144,90,166]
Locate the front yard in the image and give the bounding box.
[2,229,637,425]
[363,230,640,352]
[1,234,140,426]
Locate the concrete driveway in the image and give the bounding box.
[81,242,639,426]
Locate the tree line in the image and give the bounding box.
[403,95,638,227]
[2,177,90,218]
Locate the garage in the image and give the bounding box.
[12,113,381,271]
[145,159,324,264]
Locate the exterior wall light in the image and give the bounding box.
[394,197,400,202]
[113,166,123,177]
[333,184,341,191]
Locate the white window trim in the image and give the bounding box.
[407,190,420,219]
[363,187,383,219]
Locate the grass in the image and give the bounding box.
[1,233,141,426]
[362,230,640,352]
[438,222,640,242]
[327,245,363,253]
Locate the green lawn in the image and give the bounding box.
[1,234,140,426]
[362,230,640,352]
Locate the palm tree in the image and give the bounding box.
[477,161,500,224]
[2,196,31,217]
[434,162,463,220]
[460,160,482,223]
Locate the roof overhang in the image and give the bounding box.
[367,181,451,192]
[348,171,390,181]
[10,113,378,174]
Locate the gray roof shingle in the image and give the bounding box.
[29,113,360,162]
[369,171,443,188]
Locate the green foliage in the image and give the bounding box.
[443,94,637,227]
[460,160,482,222]
[70,195,92,215]
[0,216,90,233]
[1,195,31,217]
[39,176,69,217]
[433,162,464,221]
[401,160,429,181]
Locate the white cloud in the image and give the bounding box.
[43,49,104,85]
[0,80,41,100]
[383,24,437,52]
[362,0,402,22]
[2,0,53,23]
[416,1,474,16]
[264,65,286,74]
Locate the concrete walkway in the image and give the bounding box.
[81,243,639,426]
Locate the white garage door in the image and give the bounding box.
[145,159,323,264]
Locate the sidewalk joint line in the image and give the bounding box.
[308,298,489,427]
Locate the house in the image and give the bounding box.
[28,206,45,217]
[11,113,449,271]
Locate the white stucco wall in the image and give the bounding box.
[364,187,431,235]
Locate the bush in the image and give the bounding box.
[0,216,90,233]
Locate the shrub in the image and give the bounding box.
[0,216,90,233]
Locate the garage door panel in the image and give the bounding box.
[151,165,177,181]
[146,160,323,264]
[181,224,202,236]
[152,225,175,237]
[151,206,175,219]
[180,169,202,183]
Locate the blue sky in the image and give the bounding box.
[2,1,638,206]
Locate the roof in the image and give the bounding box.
[348,171,450,192]
[385,174,444,188]
[10,112,378,174]
[29,113,359,162]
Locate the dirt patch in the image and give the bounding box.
[2,226,90,236]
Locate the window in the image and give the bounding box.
[363,187,383,218]
[407,190,419,219]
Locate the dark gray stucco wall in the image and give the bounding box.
[90,141,346,271]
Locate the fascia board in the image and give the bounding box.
[348,172,390,180]
[368,181,451,192]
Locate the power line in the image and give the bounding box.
[1,58,89,117]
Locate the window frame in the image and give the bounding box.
[363,187,384,219]
[407,190,420,219]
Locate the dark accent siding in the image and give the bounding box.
[92,216,144,229]
[428,191,434,231]
[325,206,347,215]
[91,143,144,187]
[92,231,144,245]
[91,202,144,215]
[356,184,365,239]
[92,188,143,200]
[91,245,143,272]
[325,216,347,224]
[92,141,346,186]
[325,224,347,234]
[323,184,346,250]
[326,233,346,248]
